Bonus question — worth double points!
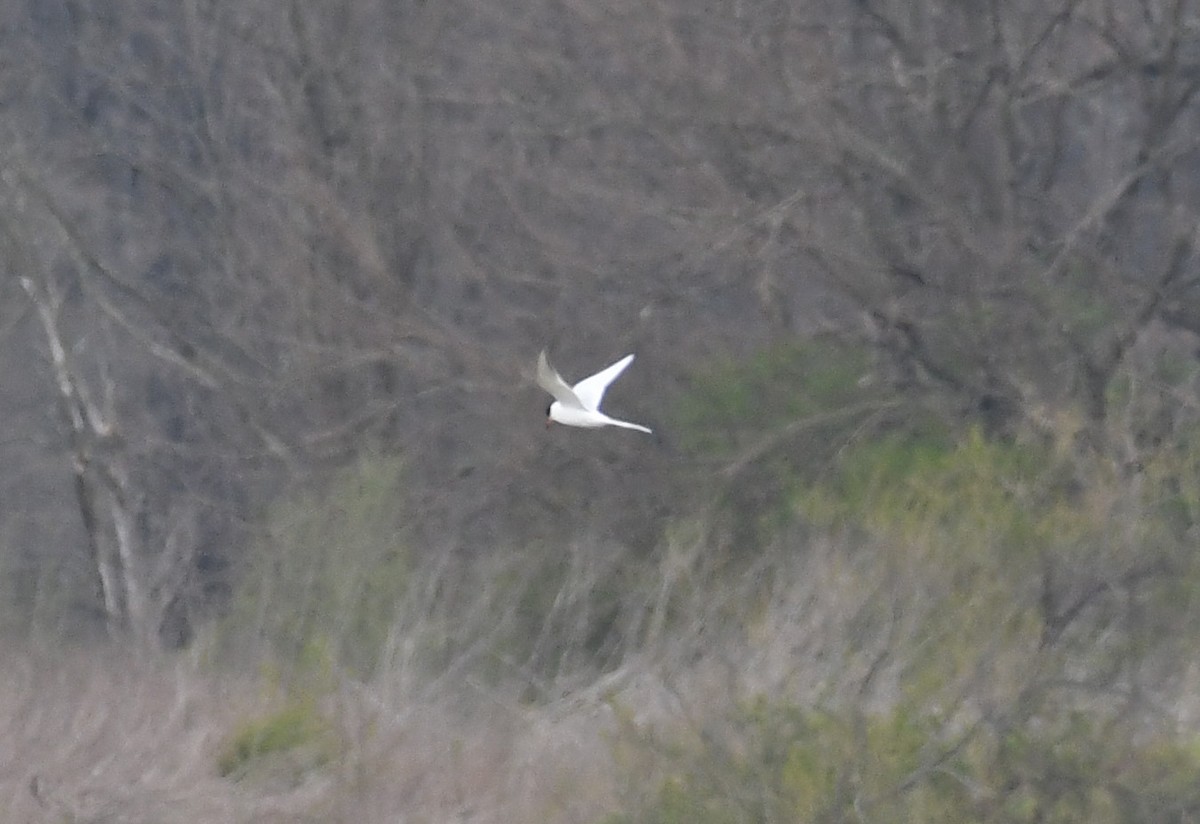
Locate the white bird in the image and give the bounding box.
[537,350,652,434]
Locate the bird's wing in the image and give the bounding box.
[572,354,634,411]
[537,350,585,409]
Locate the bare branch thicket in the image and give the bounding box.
[688,0,1200,451]
[0,0,663,643]
[4,0,1196,660]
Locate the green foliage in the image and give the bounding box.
[610,701,1200,824]
[1143,422,1200,540]
[609,701,956,824]
[797,431,1058,693]
[1050,261,1119,345]
[800,427,1056,539]
[673,338,889,548]
[609,340,1200,824]
[674,338,878,458]
[971,713,1200,823]
[224,452,410,678]
[216,697,338,780]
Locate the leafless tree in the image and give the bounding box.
[2,0,1197,660]
[766,0,1200,446]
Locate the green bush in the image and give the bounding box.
[674,338,879,459]
[609,702,1200,824]
[672,338,890,549]
[216,697,338,781]
[223,452,410,678]
[611,343,1200,824]
[811,426,1200,684]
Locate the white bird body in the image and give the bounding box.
[537,350,652,434]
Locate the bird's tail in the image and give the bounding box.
[608,418,653,434]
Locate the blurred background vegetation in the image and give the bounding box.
[2,0,1200,820]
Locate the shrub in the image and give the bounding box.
[216,697,338,782]
[223,452,410,678]
[673,338,892,551]
[610,701,1200,824]
[674,338,880,460]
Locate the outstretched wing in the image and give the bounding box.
[537,350,585,409]
[572,354,634,412]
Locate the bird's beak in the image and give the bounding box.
[545,417,552,429]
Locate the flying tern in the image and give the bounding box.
[537,350,652,434]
